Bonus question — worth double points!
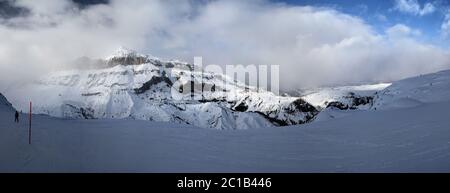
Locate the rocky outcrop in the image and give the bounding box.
[232,101,249,112]
[234,97,319,126]
[107,55,150,66]
[291,98,318,113]
[325,92,373,110]
[134,76,173,94]
[62,104,95,119]
[275,98,319,125]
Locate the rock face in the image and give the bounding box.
[106,47,151,66]
[107,54,150,66]
[325,93,373,110]
[10,48,319,129]
[231,97,319,126]
[134,76,173,94]
[62,103,95,119]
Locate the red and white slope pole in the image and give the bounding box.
[29,101,32,145]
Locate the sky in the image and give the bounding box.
[276,0,450,46]
[0,0,450,91]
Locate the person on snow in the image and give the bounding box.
[14,111,19,123]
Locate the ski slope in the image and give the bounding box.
[373,70,450,110]
[1,92,450,172]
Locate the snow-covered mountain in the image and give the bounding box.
[312,69,450,121]
[281,68,450,121]
[7,48,319,129]
[6,47,450,129]
[286,83,391,109]
[2,71,450,172]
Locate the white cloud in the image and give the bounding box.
[393,0,436,16]
[386,24,422,38]
[375,13,388,22]
[0,0,449,91]
[442,11,450,38]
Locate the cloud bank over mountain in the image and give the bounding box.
[0,0,449,91]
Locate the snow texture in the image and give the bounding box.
[1,90,450,172]
[2,51,450,172]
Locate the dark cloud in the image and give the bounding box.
[0,0,108,19]
[0,0,29,18]
[72,0,109,8]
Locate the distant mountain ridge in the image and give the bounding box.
[7,48,319,129]
[4,48,450,129]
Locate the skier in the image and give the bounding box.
[14,111,19,123]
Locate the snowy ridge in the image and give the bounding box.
[7,47,450,129]
[105,47,154,61]
[295,83,391,109]
[282,69,450,120]
[309,69,450,120]
[8,48,318,129]
[373,70,450,110]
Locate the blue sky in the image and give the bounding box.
[273,0,450,46]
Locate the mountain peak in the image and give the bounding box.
[107,46,143,59]
[116,46,135,54]
[105,46,151,66]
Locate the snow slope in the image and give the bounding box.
[373,70,450,110]
[305,69,450,121]
[1,92,449,172]
[0,93,14,112]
